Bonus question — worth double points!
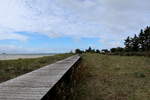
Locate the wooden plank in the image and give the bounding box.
[0,55,80,100]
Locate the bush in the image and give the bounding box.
[134,72,146,78]
[108,52,150,57]
[75,49,84,54]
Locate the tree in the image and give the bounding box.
[110,48,117,53]
[96,49,100,53]
[139,29,145,51]
[85,46,96,53]
[110,47,124,53]
[144,26,150,51]
[132,34,139,52]
[124,36,132,52]
[75,49,83,54]
[116,47,124,52]
[86,46,92,52]
[101,49,109,53]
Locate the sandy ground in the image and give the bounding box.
[0,54,54,60]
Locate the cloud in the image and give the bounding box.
[0,45,66,53]
[0,45,24,53]
[0,0,150,46]
[0,29,28,41]
[0,33,28,41]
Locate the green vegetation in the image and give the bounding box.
[0,53,73,83]
[110,26,150,56]
[75,46,101,54]
[75,26,150,56]
[124,26,150,52]
[73,53,150,100]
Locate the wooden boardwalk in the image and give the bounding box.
[0,55,80,100]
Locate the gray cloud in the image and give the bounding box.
[0,0,150,48]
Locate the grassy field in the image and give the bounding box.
[0,53,73,83]
[73,53,150,100]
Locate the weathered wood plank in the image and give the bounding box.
[0,55,80,100]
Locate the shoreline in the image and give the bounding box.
[0,54,55,60]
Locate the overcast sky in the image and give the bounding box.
[0,0,150,53]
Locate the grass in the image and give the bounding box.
[1,53,149,100]
[0,53,73,83]
[73,53,150,100]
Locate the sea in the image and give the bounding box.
[0,53,55,60]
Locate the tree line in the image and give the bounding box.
[75,46,101,54]
[124,26,150,52]
[109,26,150,56]
[75,26,150,56]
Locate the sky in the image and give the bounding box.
[0,0,150,53]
